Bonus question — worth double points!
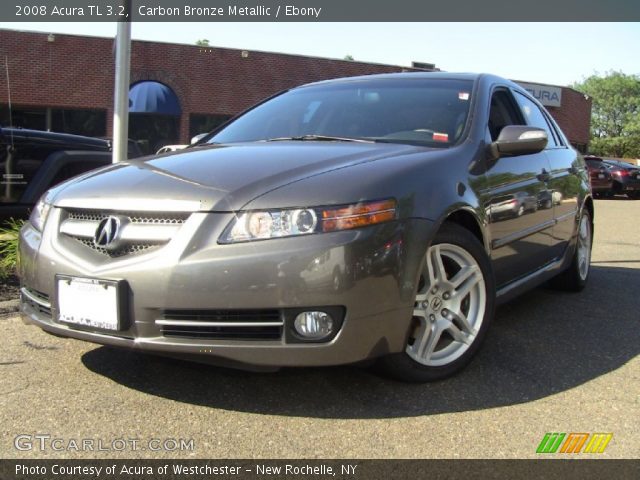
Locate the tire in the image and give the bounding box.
[612,182,622,195]
[517,205,524,216]
[377,222,495,382]
[549,209,592,292]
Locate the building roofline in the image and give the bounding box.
[512,78,587,96]
[0,27,419,71]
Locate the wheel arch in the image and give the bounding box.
[583,194,594,228]
[440,207,490,254]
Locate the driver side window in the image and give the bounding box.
[487,89,524,142]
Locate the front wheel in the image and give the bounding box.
[377,223,495,382]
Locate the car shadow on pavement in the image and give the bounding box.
[81,265,640,419]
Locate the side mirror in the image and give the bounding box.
[487,126,548,160]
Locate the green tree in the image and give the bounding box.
[196,39,210,46]
[343,54,355,61]
[573,72,640,158]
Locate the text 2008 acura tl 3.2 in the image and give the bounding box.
[19,73,593,382]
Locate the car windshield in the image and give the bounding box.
[207,78,474,148]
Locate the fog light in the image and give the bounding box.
[294,311,334,340]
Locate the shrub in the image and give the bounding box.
[0,218,25,279]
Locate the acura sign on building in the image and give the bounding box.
[517,82,563,107]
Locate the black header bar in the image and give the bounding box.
[1,459,639,480]
[1,0,639,22]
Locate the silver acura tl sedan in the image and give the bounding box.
[18,73,593,381]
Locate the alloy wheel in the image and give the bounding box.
[406,243,486,367]
[577,213,591,280]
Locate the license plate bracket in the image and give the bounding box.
[55,275,127,331]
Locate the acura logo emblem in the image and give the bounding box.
[431,297,443,311]
[94,216,121,250]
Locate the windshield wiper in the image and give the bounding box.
[264,135,374,143]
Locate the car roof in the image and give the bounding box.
[605,159,637,167]
[296,71,508,89]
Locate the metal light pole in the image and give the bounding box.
[112,1,132,163]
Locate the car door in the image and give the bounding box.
[511,91,580,259]
[482,87,555,287]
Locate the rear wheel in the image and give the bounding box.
[377,223,495,382]
[549,209,592,291]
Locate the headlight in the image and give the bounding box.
[220,199,396,243]
[29,194,52,232]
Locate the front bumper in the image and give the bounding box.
[19,209,435,368]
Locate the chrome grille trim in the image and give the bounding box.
[60,209,191,257]
[65,209,190,224]
[157,309,283,340]
[156,320,284,328]
[20,287,51,309]
[21,287,52,318]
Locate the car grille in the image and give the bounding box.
[21,287,52,318]
[60,209,190,258]
[74,238,161,257]
[157,309,283,340]
[66,209,189,225]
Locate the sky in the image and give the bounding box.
[1,22,638,86]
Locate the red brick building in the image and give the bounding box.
[0,29,591,153]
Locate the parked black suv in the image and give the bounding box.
[1,128,115,223]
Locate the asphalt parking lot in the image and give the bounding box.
[1,198,638,459]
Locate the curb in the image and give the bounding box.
[0,298,20,316]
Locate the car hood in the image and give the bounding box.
[51,142,426,212]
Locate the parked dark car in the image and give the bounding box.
[19,73,593,382]
[1,128,114,224]
[489,191,538,220]
[584,155,613,196]
[603,159,640,199]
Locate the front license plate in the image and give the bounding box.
[636,174,640,180]
[598,173,605,179]
[57,276,120,331]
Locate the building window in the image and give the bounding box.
[129,114,180,155]
[1,105,106,137]
[51,109,106,137]
[190,114,233,139]
[572,143,588,154]
[1,105,46,131]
